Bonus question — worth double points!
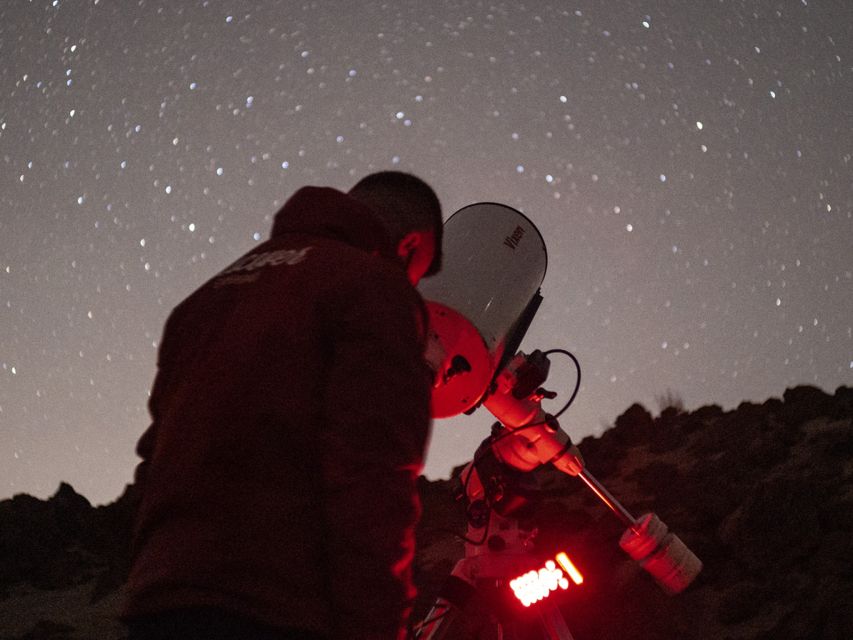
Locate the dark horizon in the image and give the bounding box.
[5,381,850,508]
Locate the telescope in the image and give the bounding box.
[414,203,702,639]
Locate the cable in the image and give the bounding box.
[455,464,492,546]
[541,348,582,419]
[479,347,582,449]
[454,510,491,546]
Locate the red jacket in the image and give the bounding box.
[122,187,433,639]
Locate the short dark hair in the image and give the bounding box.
[348,171,443,276]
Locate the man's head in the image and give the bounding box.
[348,171,443,285]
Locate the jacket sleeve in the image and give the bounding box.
[318,263,433,640]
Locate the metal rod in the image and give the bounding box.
[577,469,638,530]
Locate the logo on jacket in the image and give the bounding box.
[220,246,313,276]
[214,246,313,287]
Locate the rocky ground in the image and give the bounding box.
[1,384,851,639]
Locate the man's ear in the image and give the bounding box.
[396,231,421,258]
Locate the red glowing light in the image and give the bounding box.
[510,551,584,607]
[555,551,584,585]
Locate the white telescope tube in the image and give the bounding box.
[419,202,547,418]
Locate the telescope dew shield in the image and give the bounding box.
[419,203,547,418]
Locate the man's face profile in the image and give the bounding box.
[398,229,437,286]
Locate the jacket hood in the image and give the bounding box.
[270,186,396,258]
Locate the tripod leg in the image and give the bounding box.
[415,598,456,639]
[417,599,502,640]
[536,602,574,640]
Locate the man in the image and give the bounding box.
[122,172,443,640]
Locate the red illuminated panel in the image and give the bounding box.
[555,552,584,585]
[509,552,583,607]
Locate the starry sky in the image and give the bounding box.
[1,1,851,505]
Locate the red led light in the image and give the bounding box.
[509,552,584,607]
[555,551,584,585]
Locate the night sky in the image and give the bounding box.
[1,1,850,505]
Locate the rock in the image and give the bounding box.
[0,386,850,640]
[716,581,768,625]
[612,403,654,446]
[780,385,835,425]
[720,476,823,575]
[17,620,76,640]
[831,385,853,419]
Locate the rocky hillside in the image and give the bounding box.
[1,385,851,639]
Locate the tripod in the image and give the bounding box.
[415,482,579,640]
